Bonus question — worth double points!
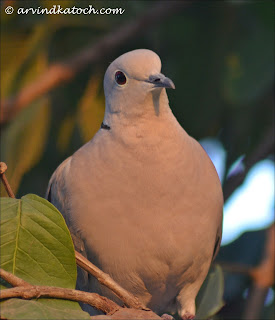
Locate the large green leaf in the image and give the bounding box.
[0,194,90,319]
[195,265,225,319]
[0,194,75,287]
[0,299,90,320]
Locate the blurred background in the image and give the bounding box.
[1,1,274,319]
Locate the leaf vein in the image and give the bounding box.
[12,200,21,274]
[19,225,74,281]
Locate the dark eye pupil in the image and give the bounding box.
[115,71,126,85]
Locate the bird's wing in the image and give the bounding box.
[45,157,89,291]
[46,157,71,215]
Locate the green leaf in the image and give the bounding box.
[1,99,50,195]
[262,300,274,320]
[195,265,225,319]
[0,33,28,98]
[0,194,76,287]
[77,74,105,143]
[223,27,274,105]
[0,299,90,320]
[1,24,49,98]
[1,24,50,195]
[56,114,76,154]
[0,194,90,319]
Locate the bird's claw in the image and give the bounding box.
[161,314,175,320]
[182,312,195,320]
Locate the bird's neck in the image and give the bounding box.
[103,89,172,128]
[102,89,184,148]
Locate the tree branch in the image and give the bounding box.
[242,285,269,320]
[218,225,274,284]
[250,224,274,288]
[223,126,274,202]
[242,224,274,319]
[75,251,148,310]
[0,268,31,288]
[0,163,15,198]
[0,268,120,315]
[0,1,188,124]
[217,262,253,276]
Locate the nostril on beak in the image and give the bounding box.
[154,78,160,82]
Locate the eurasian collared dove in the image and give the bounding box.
[46,49,223,319]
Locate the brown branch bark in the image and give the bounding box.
[0,1,188,124]
[223,126,275,202]
[242,285,269,320]
[218,225,274,319]
[250,224,274,288]
[242,224,274,320]
[75,251,148,311]
[0,162,15,198]
[217,262,253,276]
[0,286,120,315]
[0,269,31,288]
[0,268,120,315]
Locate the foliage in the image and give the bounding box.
[1,101,50,196]
[195,265,225,319]
[0,194,90,319]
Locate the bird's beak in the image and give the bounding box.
[146,73,175,89]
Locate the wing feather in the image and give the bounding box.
[46,157,89,291]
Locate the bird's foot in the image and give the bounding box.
[161,314,175,320]
[182,312,195,320]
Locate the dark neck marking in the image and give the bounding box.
[101,122,111,130]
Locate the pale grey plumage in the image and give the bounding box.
[46,49,223,319]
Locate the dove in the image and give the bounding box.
[46,49,223,319]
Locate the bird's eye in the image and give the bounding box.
[115,71,127,85]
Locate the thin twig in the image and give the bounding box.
[242,285,269,320]
[1,1,188,124]
[75,251,148,310]
[217,262,253,276]
[250,224,274,288]
[0,269,31,288]
[223,126,275,202]
[0,162,15,198]
[0,286,120,315]
[242,224,275,320]
[0,268,120,315]
[219,225,274,319]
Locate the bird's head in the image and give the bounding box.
[103,49,175,119]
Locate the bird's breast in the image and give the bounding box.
[69,130,221,258]
[66,129,222,311]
